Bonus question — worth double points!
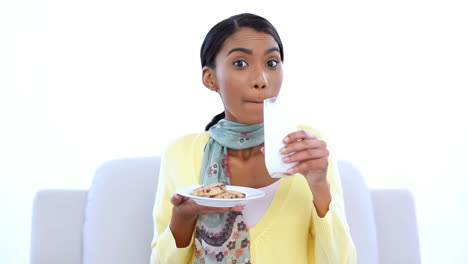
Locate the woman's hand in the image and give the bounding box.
[280,130,329,183]
[280,129,332,217]
[170,193,244,221]
[169,193,244,247]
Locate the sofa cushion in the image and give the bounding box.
[338,160,379,264]
[31,190,87,264]
[83,157,160,264]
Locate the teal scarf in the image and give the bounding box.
[194,119,264,264]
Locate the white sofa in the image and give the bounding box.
[30,157,421,264]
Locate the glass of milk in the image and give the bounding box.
[263,97,299,178]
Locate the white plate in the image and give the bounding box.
[176,185,266,207]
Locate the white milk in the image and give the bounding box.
[263,97,299,178]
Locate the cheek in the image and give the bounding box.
[217,68,247,93]
[269,70,283,90]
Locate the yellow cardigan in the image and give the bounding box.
[150,129,356,264]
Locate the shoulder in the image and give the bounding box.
[163,132,210,157]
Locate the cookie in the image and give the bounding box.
[191,183,226,197]
[212,190,246,199]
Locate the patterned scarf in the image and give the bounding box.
[194,119,264,264]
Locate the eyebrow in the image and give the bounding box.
[227,48,252,56]
[226,47,280,56]
[264,47,280,55]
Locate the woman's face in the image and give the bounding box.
[204,27,283,124]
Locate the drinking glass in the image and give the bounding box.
[263,97,299,178]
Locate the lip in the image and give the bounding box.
[244,99,266,104]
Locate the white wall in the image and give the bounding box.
[1,0,467,263]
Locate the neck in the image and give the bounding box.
[223,114,263,126]
[228,144,264,161]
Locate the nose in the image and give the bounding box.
[252,68,267,89]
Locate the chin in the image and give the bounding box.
[225,109,264,124]
[240,115,264,125]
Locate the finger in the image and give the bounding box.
[170,193,187,206]
[282,148,329,163]
[287,158,328,174]
[280,138,326,155]
[192,203,245,213]
[283,130,316,144]
[196,205,242,215]
[231,205,245,212]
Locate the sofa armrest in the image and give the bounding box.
[30,189,88,264]
[371,189,421,264]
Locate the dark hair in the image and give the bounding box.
[201,13,284,131]
[204,111,226,131]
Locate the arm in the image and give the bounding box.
[149,134,245,263]
[281,128,332,217]
[281,126,356,263]
[149,138,197,264]
[308,157,357,263]
[169,194,240,247]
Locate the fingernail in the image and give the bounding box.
[235,205,245,211]
[282,156,290,162]
[288,168,295,174]
[283,136,290,143]
[261,147,265,153]
[280,147,287,154]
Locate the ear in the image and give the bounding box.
[202,66,218,92]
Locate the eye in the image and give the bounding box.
[266,59,279,68]
[233,60,248,68]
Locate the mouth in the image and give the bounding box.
[244,99,266,104]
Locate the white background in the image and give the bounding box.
[1,0,467,263]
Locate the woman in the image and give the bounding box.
[150,13,356,264]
